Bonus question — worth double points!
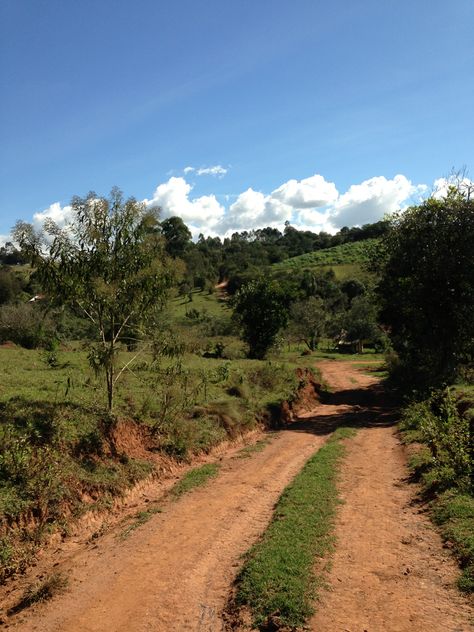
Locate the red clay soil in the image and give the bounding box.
[1,360,472,631]
[310,361,473,632]
[1,382,334,631]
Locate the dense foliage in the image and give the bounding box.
[374,189,474,389]
[232,278,290,359]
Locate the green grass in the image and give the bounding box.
[271,239,378,279]
[432,492,474,592]
[0,324,317,583]
[232,427,356,629]
[168,288,230,322]
[235,435,275,459]
[169,463,220,498]
[279,340,386,365]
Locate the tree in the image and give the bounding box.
[340,295,381,353]
[374,187,474,388]
[288,296,327,351]
[232,278,289,359]
[14,188,176,412]
[160,216,192,258]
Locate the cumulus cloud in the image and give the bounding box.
[145,177,225,237]
[19,172,436,243]
[33,202,74,231]
[0,234,11,247]
[432,176,474,200]
[217,188,292,234]
[327,175,424,228]
[271,174,338,208]
[183,165,228,177]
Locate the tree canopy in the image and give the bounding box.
[374,188,474,388]
[232,278,289,359]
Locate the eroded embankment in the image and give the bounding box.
[0,368,326,630]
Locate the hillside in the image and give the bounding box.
[271,238,378,279]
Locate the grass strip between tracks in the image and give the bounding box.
[232,427,355,630]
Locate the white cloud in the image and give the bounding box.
[21,172,438,243]
[0,234,11,247]
[33,202,74,231]
[295,208,334,233]
[145,177,225,237]
[182,165,228,177]
[432,176,473,199]
[217,188,292,235]
[271,174,338,208]
[327,175,424,228]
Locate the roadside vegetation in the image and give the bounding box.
[229,427,356,630]
[375,178,474,593]
[399,389,474,592]
[1,175,472,600]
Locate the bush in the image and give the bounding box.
[0,303,55,349]
[400,389,472,493]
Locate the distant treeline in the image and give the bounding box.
[160,217,389,293]
[0,217,386,308]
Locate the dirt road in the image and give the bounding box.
[3,360,472,631]
[310,365,474,632]
[3,369,348,632]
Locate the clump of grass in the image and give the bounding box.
[235,436,274,459]
[232,427,355,629]
[431,491,474,592]
[118,506,163,540]
[170,463,220,499]
[8,572,68,615]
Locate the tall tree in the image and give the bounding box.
[160,216,192,258]
[14,188,176,412]
[374,187,474,388]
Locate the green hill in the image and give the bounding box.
[271,238,378,279]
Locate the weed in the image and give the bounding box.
[8,572,69,615]
[170,463,220,498]
[431,492,474,592]
[118,506,163,540]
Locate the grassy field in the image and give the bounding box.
[0,323,308,583]
[271,239,378,279]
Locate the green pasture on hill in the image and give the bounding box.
[271,239,378,279]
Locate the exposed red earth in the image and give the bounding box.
[1,360,472,631]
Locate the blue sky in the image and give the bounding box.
[1,0,473,240]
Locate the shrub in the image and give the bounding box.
[0,303,55,349]
[400,389,472,493]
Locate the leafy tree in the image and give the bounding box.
[374,187,474,388]
[160,216,192,258]
[14,188,176,412]
[0,268,22,305]
[289,297,327,351]
[340,295,381,352]
[340,277,366,304]
[232,278,289,359]
[0,241,27,265]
